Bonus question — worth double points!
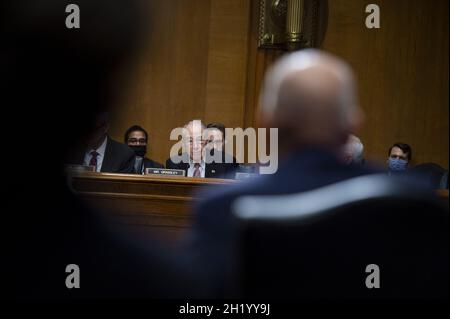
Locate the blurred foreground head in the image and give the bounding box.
[3,0,148,169]
[259,49,363,156]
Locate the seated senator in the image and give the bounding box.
[125,125,164,174]
[166,120,237,179]
[66,112,135,173]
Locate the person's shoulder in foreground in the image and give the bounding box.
[193,146,382,227]
[187,147,383,296]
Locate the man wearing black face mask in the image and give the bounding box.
[125,125,164,174]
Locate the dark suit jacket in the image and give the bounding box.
[101,137,135,173]
[186,147,382,296]
[143,157,164,170]
[134,157,164,174]
[165,151,238,179]
[66,136,135,173]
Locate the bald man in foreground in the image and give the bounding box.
[187,49,381,296]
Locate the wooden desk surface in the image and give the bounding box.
[71,172,236,215]
[70,172,237,242]
[71,171,236,196]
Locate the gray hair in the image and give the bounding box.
[345,134,364,163]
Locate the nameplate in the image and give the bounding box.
[145,168,185,177]
[65,164,96,173]
[235,172,259,180]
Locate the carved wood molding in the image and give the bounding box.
[258,0,328,50]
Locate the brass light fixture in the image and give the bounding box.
[258,0,328,50]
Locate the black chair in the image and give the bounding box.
[440,171,449,189]
[409,162,448,189]
[231,174,449,299]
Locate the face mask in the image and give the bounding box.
[388,158,408,172]
[130,145,147,157]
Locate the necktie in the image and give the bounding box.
[135,156,144,174]
[193,163,201,177]
[89,151,99,171]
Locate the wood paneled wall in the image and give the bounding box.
[321,0,449,167]
[109,0,448,168]
[109,0,251,165]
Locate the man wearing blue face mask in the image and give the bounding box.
[387,143,412,174]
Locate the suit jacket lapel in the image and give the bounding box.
[180,162,189,176]
[179,153,190,176]
[100,136,112,172]
[75,150,85,166]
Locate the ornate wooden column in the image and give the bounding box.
[258,0,328,51]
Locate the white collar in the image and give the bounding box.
[189,159,205,168]
[89,135,107,155]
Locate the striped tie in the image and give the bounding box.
[89,150,99,171]
[193,163,201,177]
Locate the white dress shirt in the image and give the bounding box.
[83,136,107,172]
[187,161,206,178]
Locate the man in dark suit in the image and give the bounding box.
[186,50,382,296]
[166,120,238,179]
[67,113,136,173]
[125,125,164,174]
